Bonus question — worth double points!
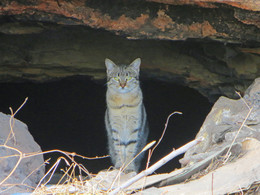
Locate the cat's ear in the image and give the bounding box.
[105,58,117,74]
[130,58,141,72]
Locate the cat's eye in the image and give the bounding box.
[114,77,119,81]
[127,76,133,80]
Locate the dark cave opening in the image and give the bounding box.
[0,76,212,174]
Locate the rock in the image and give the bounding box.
[0,112,45,194]
[180,77,260,166]
[0,0,259,42]
[139,138,260,194]
[86,169,136,191]
[0,25,258,102]
[244,77,260,107]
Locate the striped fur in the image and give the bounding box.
[105,58,149,173]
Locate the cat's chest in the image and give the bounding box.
[109,106,141,134]
[110,106,140,117]
[107,91,142,108]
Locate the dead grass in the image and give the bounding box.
[186,153,239,183]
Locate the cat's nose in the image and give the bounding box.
[120,83,126,88]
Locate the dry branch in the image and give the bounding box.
[223,92,253,163]
[109,137,203,195]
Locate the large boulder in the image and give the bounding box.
[180,77,260,166]
[0,112,45,193]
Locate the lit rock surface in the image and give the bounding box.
[0,112,45,194]
[181,77,260,165]
[139,138,260,194]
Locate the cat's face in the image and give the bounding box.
[105,58,141,93]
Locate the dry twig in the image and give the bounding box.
[223,92,253,163]
[147,111,182,168]
[109,137,203,195]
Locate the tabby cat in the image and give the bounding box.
[105,58,149,173]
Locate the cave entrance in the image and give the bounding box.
[0,76,211,174]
